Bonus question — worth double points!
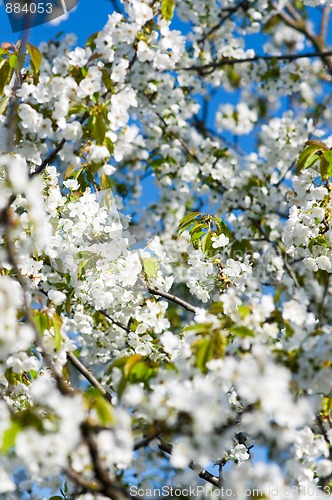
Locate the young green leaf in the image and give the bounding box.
[178,211,201,234]
[142,257,159,278]
[26,42,42,73]
[161,0,175,21]
[100,173,113,190]
[0,60,12,97]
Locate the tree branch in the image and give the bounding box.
[134,431,161,451]
[3,208,72,396]
[198,0,250,44]
[147,286,197,313]
[249,218,300,289]
[65,465,101,494]
[98,310,130,333]
[67,352,113,404]
[30,112,89,178]
[269,0,332,74]
[158,441,221,487]
[320,5,330,45]
[181,50,332,74]
[82,423,130,500]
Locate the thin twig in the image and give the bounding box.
[66,465,101,494]
[269,0,332,74]
[134,431,161,451]
[4,209,72,396]
[30,138,66,177]
[67,352,113,404]
[181,50,332,73]
[147,286,197,313]
[198,0,250,44]
[249,218,300,289]
[82,424,130,500]
[318,273,330,324]
[158,441,221,487]
[320,5,330,45]
[30,112,89,178]
[284,1,304,24]
[98,310,130,333]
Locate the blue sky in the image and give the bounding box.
[0,0,116,45]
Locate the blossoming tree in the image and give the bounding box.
[1,0,332,498]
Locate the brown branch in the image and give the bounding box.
[65,465,101,494]
[30,138,66,177]
[134,431,161,451]
[181,50,332,74]
[249,218,300,289]
[67,352,113,404]
[147,286,197,313]
[98,310,130,333]
[3,208,72,396]
[158,441,221,487]
[198,0,250,44]
[320,5,331,45]
[284,1,304,25]
[269,0,332,74]
[30,111,89,178]
[82,424,130,500]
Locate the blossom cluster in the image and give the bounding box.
[0,0,331,498]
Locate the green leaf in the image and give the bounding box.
[208,302,224,315]
[77,259,90,279]
[201,231,212,254]
[229,326,255,337]
[320,156,329,179]
[178,212,201,234]
[25,43,41,74]
[86,32,99,49]
[26,43,42,73]
[190,230,205,242]
[0,96,9,115]
[322,150,332,179]
[0,49,9,58]
[237,305,251,318]
[124,354,143,377]
[104,137,114,154]
[230,239,252,259]
[64,165,76,179]
[92,114,107,145]
[161,0,175,21]
[108,356,129,371]
[194,338,213,373]
[0,60,12,97]
[184,323,209,335]
[215,217,233,238]
[1,421,20,452]
[29,369,38,380]
[100,173,113,190]
[129,361,153,383]
[308,235,329,254]
[117,375,127,399]
[8,54,18,69]
[296,145,323,173]
[323,150,332,163]
[32,311,48,334]
[94,396,115,426]
[142,257,159,278]
[52,313,62,351]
